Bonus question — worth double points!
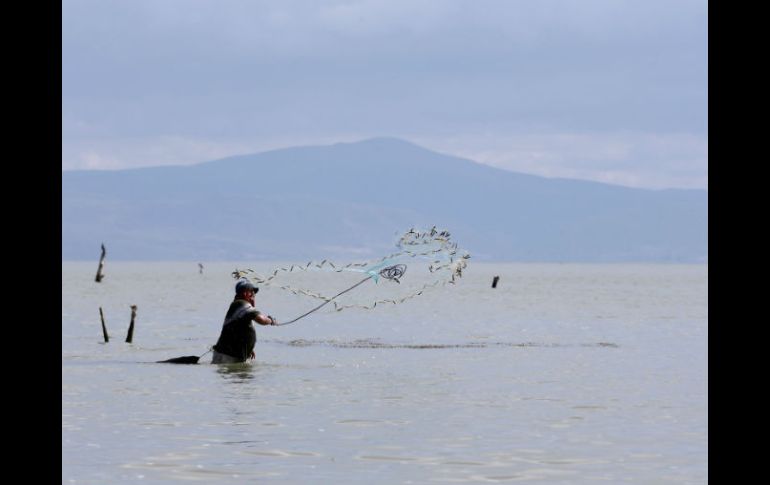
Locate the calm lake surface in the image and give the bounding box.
[62,262,707,484]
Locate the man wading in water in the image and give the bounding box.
[211,279,277,364]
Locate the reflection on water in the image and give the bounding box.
[215,362,257,382]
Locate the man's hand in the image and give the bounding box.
[268,315,277,325]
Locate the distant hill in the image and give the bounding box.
[62,137,707,262]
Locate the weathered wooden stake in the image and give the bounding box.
[125,305,137,343]
[95,243,106,282]
[99,307,109,342]
[492,276,500,288]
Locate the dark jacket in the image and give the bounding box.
[212,299,258,361]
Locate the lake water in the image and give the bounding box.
[62,262,707,484]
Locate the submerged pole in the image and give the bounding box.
[99,307,109,343]
[492,276,500,288]
[95,243,106,282]
[125,305,137,343]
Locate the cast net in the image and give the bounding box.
[232,227,470,324]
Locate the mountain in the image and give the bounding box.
[62,137,707,262]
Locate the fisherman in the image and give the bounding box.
[211,279,277,364]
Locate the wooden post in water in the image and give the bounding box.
[95,243,106,282]
[99,307,109,342]
[125,305,137,343]
[492,276,500,288]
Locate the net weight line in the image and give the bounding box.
[233,227,469,313]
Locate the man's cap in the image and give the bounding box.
[235,279,259,294]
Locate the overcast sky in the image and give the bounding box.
[62,0,707,189]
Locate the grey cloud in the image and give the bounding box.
[62,0,707,188]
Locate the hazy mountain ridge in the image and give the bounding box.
[62,138,707,262]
